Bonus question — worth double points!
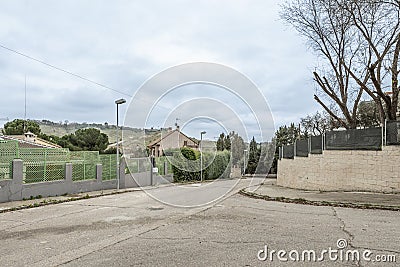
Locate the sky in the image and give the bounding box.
[0,0,321,141]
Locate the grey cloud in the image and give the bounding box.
[0,0,320,134]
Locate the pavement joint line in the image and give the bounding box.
[239,189,400,211]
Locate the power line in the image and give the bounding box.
[0,43,132,97]
[0,43,213,122]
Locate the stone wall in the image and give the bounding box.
[277,146,400,193]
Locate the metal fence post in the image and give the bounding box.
[164,160,168,175]
[83,152,86,180]
[44,148,47,182]
[384,119,387,146]
[150,156,154,186]
[294,140,297,158]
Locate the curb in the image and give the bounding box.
[0,189,138,214]
[239,189,400,211]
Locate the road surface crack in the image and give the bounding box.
[332,207,361,267]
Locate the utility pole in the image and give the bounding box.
[24,75,27,132]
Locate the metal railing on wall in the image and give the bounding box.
[280,121,400,159]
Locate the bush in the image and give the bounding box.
[204,151,231,180]
[172,147,231,182]
[172,147,200,182]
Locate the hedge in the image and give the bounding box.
[172,147,230,182]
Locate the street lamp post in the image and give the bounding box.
[115,98,126,190]
[243,149,248,176]
[200,131,206,183]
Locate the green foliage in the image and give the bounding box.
[3,119,41,135]
[102,147,118,154]
[224,135,231,150]
[216,133,225,151]
[172,147,200,181]
[229,131,245,166]
[215,131,244,168]
[172,147,230,182]
[246,137,260,174]
[180,146,199,160]
[155,156,173,174]
[38,133,61,144]
[204,151,231,180]
[274,123,299,148]
[216,132,233,151]
[270,123,300,174]
[59,128,109,152]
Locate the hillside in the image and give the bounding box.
[36,121,162,151]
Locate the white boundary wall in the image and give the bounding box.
[277,146,400,193]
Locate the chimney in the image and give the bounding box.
[24,131,37,143]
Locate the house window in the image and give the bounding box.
[183,141,188,147]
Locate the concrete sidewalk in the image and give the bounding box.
[0,187,143,213]
[241,178,400,211]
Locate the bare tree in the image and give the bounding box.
[300,111,331,136]
[342,0,400,122]
[281,0,400,127]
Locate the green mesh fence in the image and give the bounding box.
[19,148,69,183]
[0,140,17,180]
[155,157,173,175]
[100,154,117,180]
[0,141,118,182]
[0,140,19,161]
[0,162,12,180]
[127,157,151,173]
[24,161,65,183]
[70,151,99,181]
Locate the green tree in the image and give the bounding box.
[224,134,231,150]
[59,128,109,152]
[274,123,299,148]
[246,137,260,174]
[2,119,41,135]
[216,133,225,151]
[270,123,300,174]
[228,131,245,166]
[172,147,200,181]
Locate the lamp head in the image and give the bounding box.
[115,98,126,105]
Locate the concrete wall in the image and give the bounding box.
[277,146,400,193]
[0,159,166,203]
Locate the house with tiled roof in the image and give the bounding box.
[0,131,61,149]
[147,128,198,157]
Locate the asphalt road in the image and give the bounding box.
[0,178,398,267]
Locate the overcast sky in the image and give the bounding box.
[0,0,321,141]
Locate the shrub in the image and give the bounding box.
[172,148,231,182]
